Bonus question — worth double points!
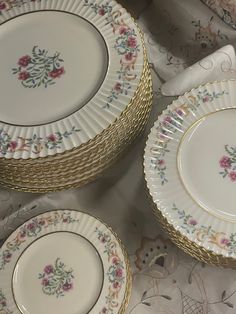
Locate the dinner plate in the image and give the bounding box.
[144,80,236,262]
[0,0,143,159]
[0,210,131,313]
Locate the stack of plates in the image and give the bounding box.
[0,0,152,192]
[144,80,236,268]
[0,209,131,313]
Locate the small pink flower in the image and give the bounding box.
[101,308,108,314]
[114,82,122,92]
[42,278,49,286]
[19,230,26,239]
[203,96,209,103]
[0,300,6,307]
[18,55,31,67]
[219,156,231,169]
[101,237,106,243]
[18,71,30,81]
[63,218,69,223]
[115,268,123,278]
[124,52,133,61]
[4,251,12,262]
[63,282,73,291]
[0,2,6,11]
[158,159,165,167]
[112,257,119,265]
[27,222,36,230]
[176,109,184,116]
[38,219,45,226]
[8,141,17,151]
[188,218,197,226]
[47,134,57,142]
[113,281,120,289]
[119,26,128,35]
[229,171,236,181]
[98,8,105,16]
[44,265,53,274]
[127,36,137,48]
[163,116,172,124]
[221,238,230,245]
[49,67,65,78]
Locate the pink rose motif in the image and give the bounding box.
[114,82,122,92]
[113,281,120,289]
[63,218,69,223]
[63,282,73,291]
[101,237,106,243]
[119,26,128,35]
[44,265,54,274]
[125,52,133,61]
[158,159,165,167]
[19,230,26,239]
[163,116,172,125]
[127,36,137,48]
[47,134,57,142]
[112,257,119,265]
[4,251,12,262]
[0,2,6,11]
[18,71,30,81]
[42,278,49,286]
[49,67,65,79]
[115,268,123,278]
[188,218,197,226]
[38,219,45,226]
[229,171,236,181]
[0,300,6,307]
[98,8,105,16]
[27,222,36,231]
[202,96,210,103]
[18,55,31,67]
[101,308,108,314]
[8,141,18,151]
[219,156,231,169]
[221,238,230,246]
[176,109,184,116]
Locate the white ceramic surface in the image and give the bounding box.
[0,0,143,159]
[144,80,236,259]
[0,210,130,314]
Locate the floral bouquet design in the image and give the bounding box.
[12,46,65,88]
[219,145,236,182]
[38,258,74,297]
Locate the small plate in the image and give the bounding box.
[144,80,236,260]
[0,0,143,159]
[0,210,131,313]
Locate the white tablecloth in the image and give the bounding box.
[1,1,236,313]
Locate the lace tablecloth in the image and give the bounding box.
[1,0,236,313]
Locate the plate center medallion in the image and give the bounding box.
[12,232,104,314]
[0,11,108,125]
[177,109,236,222]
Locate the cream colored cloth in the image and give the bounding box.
[161,44,236,96]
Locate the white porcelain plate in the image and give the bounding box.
[0,210,131,314]
[144,80,236,259]
[0,0,143,159]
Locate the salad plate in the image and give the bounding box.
[0,209,131,313]
[0,0,144,159]
[144,80,236,264]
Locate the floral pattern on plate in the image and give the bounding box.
[0,0,40,13]
[84,0,140,109]
[219,145,236,182]
[0,126,80,156]
[12,46,65,88]
[0,289,12,314]
[96,228,125,314]
[39,258,74,297]
[0,211,79,271]
[149,89,227,184]
[172,204,236,255]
